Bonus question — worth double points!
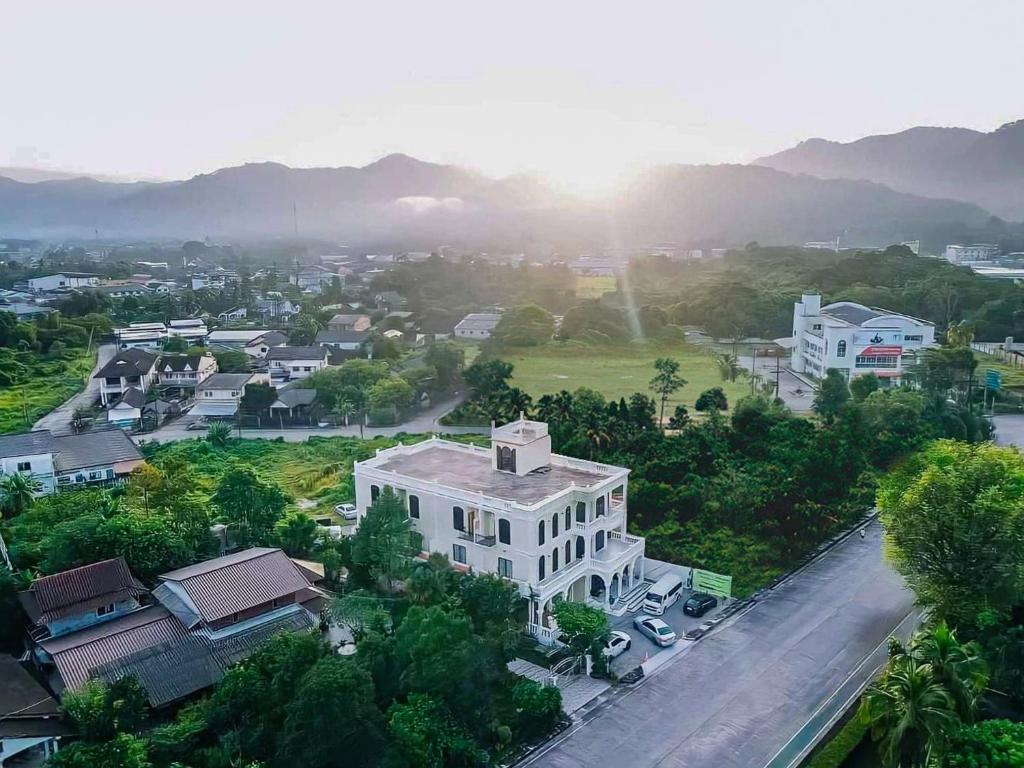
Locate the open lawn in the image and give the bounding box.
[501,340,751,413]
[974,351,1024,390]
[0,350,96,434]
[574,275,617,298]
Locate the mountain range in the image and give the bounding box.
[756,119,1024,220]
[0,136,1007,249]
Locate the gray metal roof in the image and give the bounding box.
[113,387,146,409]
[455,313,502,332]
[158,548,312,624]
[315,329,370,344]
[0,430,55,458]
[372,444,613,506]
[266,345,328,361]
[51,429,143,472]
[272,388,317,409]
[199,373,254,390]
[819,303,881,326]
[94,348,158,379]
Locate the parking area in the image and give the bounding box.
[608,588,730,675]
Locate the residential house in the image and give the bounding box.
[354,418,645,644]
[156,354,217,391]
[0,430,143,494]
[194,372,270,419]
[327,313,372,332]
[115,323,167,350]
[454,313,502,339]
[269,388,318,424]
[1,302,54,320]
[315,329,371,353]
[24,549,325,707]
[374,291,406,310]
[107,387,146,430]
[92,283,152,300]
[217,307,247,322]
[266,346,330,381]
[207,330,286,358]
[95,349,158,406]
[27,273,99,293]
[292,265,336,294]
[255,293,299,320]
[0,432,58,494]
[0,656,69,765]
[790,294,936,384]
[167,319,208,346]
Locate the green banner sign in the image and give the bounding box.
[692,568,732,598]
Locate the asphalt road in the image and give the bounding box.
[992,414,1024,447]
[33,343,116,435]
[524,520,914,768]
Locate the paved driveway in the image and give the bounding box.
[993,414,1024,447]
[33,343,116,435]
[739,355,814,412]
[521,520,914,768]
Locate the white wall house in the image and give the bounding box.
[354,419,646,644]
[193,372,270,419]
[265,346,330,381]
[27,273,99,292]
[0,430,144,496]
[156,354,217,390]
[454,313,502,339]
[94,349,159,407]
[791,294,936,384]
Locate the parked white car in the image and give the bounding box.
[603,630,632,658]
[633,615,677,647]
[334,503,358,520]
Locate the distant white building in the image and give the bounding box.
[791,294,936,384]
[27,273,99,293]
[568,257,617,276]
[207,330,287,358]
[945,244,1000,264]
[454,313,502,339]
[354,419,645,644]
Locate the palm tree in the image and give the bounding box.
[716,353,746,384]
[909,621,988,723]
[0,472,42,516]
[860,656,959,768]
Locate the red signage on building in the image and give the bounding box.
[859,345,903,356]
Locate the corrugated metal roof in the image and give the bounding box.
[93,349,158,379]
[266,346,328,361]
[158,549,313,624]
[51,429,143,473]
[0,430,55,458]
[44,606,187,690]
[21,557,146,625]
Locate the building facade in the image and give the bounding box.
[944,243,1000,264]
[791,294,936,384]
[454,313,502,339]
[354,419,646,643]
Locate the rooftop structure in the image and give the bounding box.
[454,312,502,339]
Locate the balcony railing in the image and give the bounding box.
[456,530,496,547]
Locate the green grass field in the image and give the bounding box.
[502,340,751,412]
[574,275,618,298]
[0,350,96,434]
[974,351,1024,390]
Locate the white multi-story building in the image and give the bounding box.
[354,419,646,643]
[944,244,1000,264]
[27,273,99,293]
[791,294,936,384]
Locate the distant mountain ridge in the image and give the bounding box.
[755,119,1024,219]
[0,153,991,250]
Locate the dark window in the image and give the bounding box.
[453,506,465,531]
[409,495,420,519]
[538,556,546,581]
[371,485,380,502]
[498,519,511,544]
[16,461,31,472]
[596,497,606,517]
[552,514,559,538]
[576,501,586,522]
[453,544,467,564]
[564,507,571,530]
[538,520,545,546]
[565,540,571,563]
[552,547,559,572]
[496,445,517,472]
[576,536,585,558]
[836,340,847,358]
[595,530,605,551]
[498,557,513,578]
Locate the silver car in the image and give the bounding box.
[334,503,358,520]
[633,615,677,647]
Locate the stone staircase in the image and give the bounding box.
[607,581,652,616]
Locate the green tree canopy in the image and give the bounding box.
[212,466,289,547]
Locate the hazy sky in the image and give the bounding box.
[6,1,1024,195]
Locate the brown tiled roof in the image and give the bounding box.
[20,557,147,626]
[158,548,312,624]
[41,605,186,691]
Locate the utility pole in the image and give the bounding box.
[293,202,299,237]
[775,352,781,399]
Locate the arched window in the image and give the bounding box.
[371,485,380,502]
[575,536,585,559]
[409,495,420,519]
[552,513,559,538]
[596,497,606,517]
[565,540,571,564]
[453,506,465,532]
[538,556,546,581]
[576,501,586,523]
[552,547,559,572]
[496,445,517,472]
[595,530,606,552]
[564,506,571,530]
[537,520,545,546]
[498,519,511,545]
[837,340,847,358]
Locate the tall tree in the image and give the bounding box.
[350,487,415,593]
[212,466,289,547]
[649,357,687,429]
[813,368,851,423]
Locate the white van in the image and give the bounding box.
[642,574,684,615]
